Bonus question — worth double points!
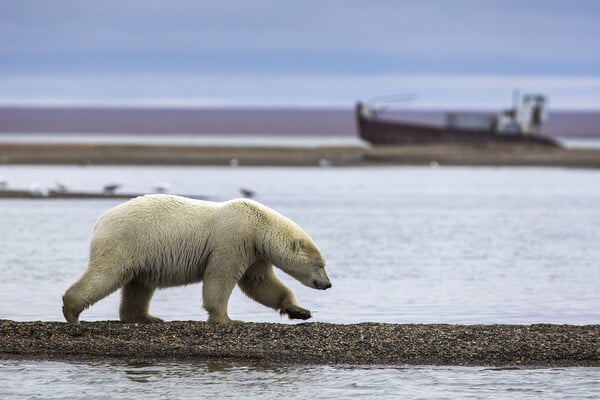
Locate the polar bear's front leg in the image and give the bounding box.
[239,261,312,320]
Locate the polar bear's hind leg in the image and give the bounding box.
[119,279,163,323]
[62,265,127,323]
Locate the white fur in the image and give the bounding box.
[62,195,330,323]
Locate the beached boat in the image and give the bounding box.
[356,94,560,147]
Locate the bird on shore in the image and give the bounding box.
[240,188,255,198]
[103,183,121,194]
[29,183,46,197]
[319,158,332,167]
[153,183,171,194]
[55,180,69,193]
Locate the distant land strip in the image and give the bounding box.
[1,320,599,367]
[1,107,599,138]
[0,143,599,168]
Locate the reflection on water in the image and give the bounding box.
[2,360,600,400]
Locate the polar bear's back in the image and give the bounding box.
[89,195,230,286]
[94,194,218,236]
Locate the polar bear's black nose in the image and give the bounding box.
[314,280,332,290]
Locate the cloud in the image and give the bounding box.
[1,0,599,75]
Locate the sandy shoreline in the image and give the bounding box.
[0,142,599,168]
[1,320,599,367]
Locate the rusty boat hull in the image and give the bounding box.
[356,103,560,147]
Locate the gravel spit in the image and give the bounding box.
[1,320,599,366]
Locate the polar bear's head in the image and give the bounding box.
[250,200,332,290]
[265,232,331,291]
[285,237,331,290]
[262,225,331,290]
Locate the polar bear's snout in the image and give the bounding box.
[313,279,332,290]
[312,265,332,290]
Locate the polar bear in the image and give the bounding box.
[62,195,331,324]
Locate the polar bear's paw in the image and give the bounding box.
[121,314,164,323]
[282,305,312,320]
[141,315,164,323]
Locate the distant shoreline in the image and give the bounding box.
[1,320,599,367]
[1,142,600,168]
[1,106,599,138]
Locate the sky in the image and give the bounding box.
[1,0,599,109]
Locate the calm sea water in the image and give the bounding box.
[1,165,599,398]
[2,360,600,400]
